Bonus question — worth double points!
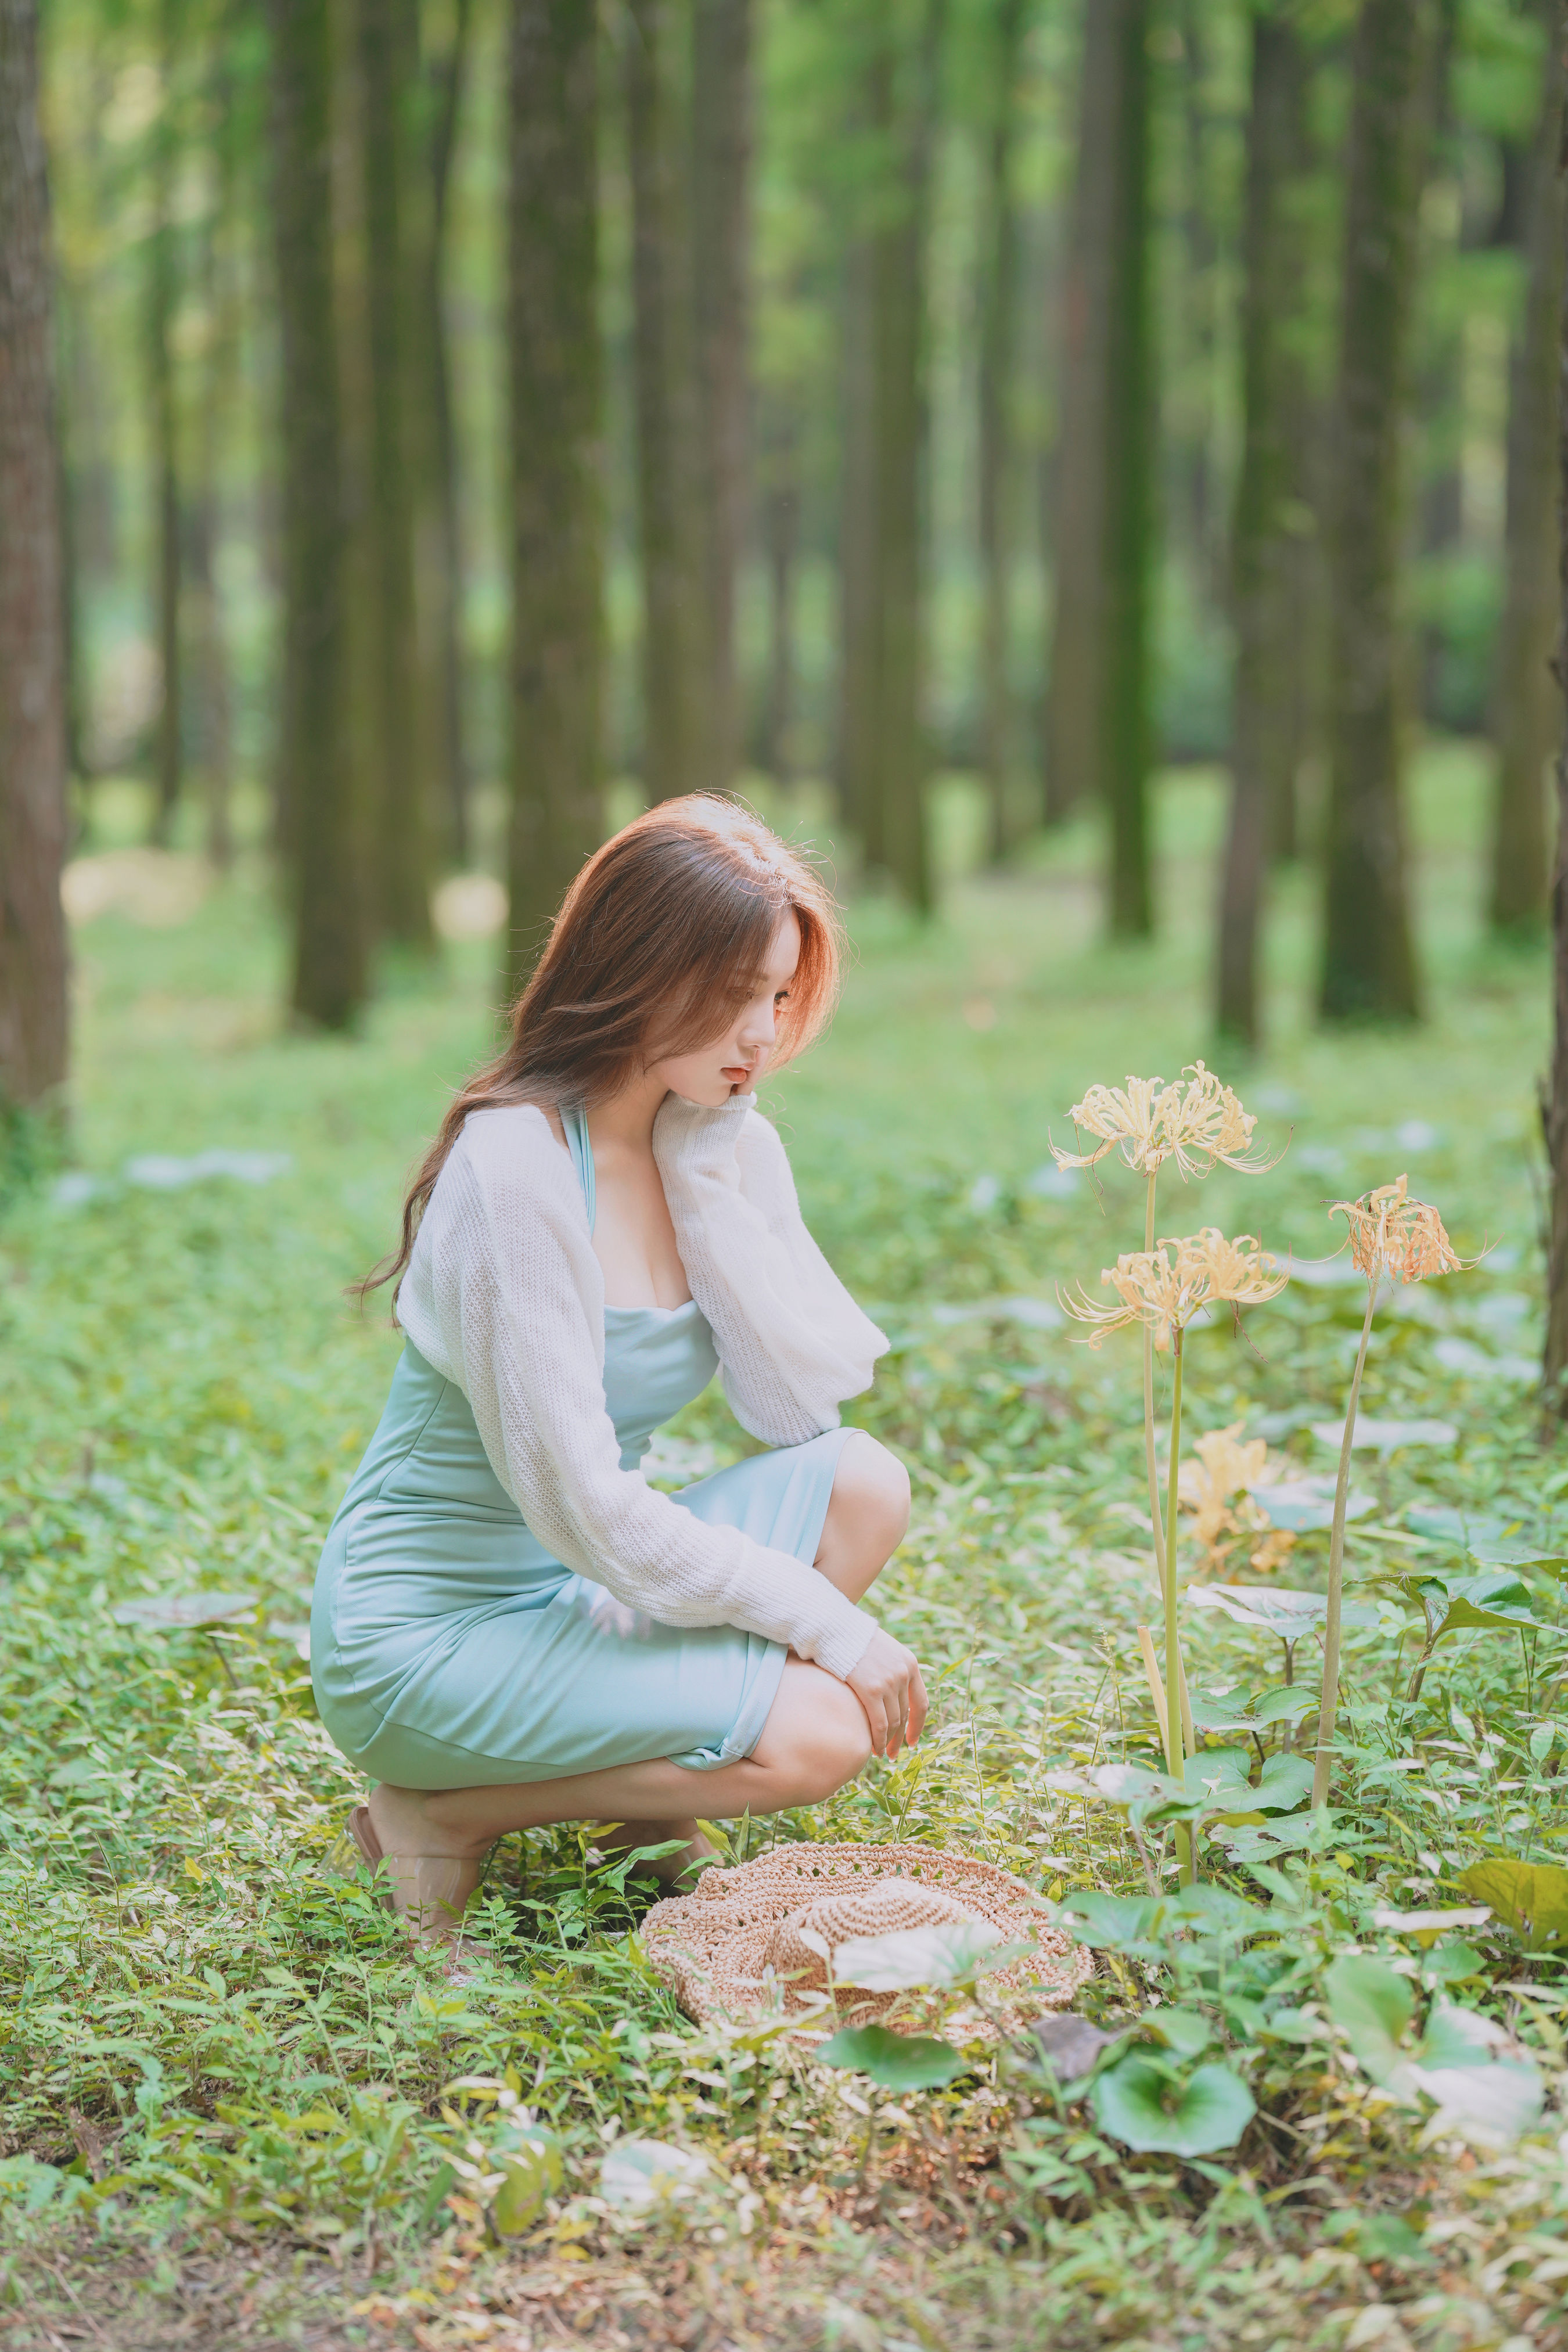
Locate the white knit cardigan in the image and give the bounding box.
[395,1092,889,1681]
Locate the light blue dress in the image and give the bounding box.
[310,1103,855,1790]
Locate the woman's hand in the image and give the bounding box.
[846,1628,927,1761]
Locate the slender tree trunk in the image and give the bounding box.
[977,0,1024,864]
[627,0,704,805]
[1217,10,1308,1049]
[189,45,238,873]
[1319,0,1430,1025]
[358,0,430,945]
[1101,0,1155,938]
[0,0,69,1108]
[837,231,878,848]
[149,0,182,847]
[1544,0,1568,1414]
[1043,0,1119,825]
[270,0,365,1027]
[1175,0,1220,595]
[417,0,472,866]
[691,0,750,794]
[1490,0,1563,937]
[865,0,943,912]
[760,424,797,780]
[506,0,602,988]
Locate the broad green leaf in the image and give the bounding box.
[831,1917,1005,1992]
[1470,1540,1568,1573]
[489,2131,563,2236]
[1091,2055,1256,2157]
[1400,1571,1540,1639]
[1411,2060,1543,2142]
[1249,1686,1315,1729]
[1141,2006,1209,2058]
[1324,1958,1416,2089]
[815,2025,965,2091]
[1255,1752,1314,1812]
[1461,1859,1568,1951]
[1055,1893,1163,1953]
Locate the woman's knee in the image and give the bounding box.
[831,1433,911,1558]
[755,1668,873,1804]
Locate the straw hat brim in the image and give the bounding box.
[642,1840,1092,2038]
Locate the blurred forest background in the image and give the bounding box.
[0,0,1563,1084]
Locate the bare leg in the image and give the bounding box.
[812,1430,911,1603]
[364,1435,910,1910]
[367,1657,872,1865]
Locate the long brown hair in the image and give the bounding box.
[368,796,844,1299]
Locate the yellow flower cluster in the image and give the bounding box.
[1052,1060,1271,1181]
[1062,1227,1289,1353]
[1330,1173,1461,1285]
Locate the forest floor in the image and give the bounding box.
[4,749,1568,2349]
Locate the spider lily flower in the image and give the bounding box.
[1330,1174,1461,1285]
[1051,1062,1272,1181]
[1061,1228,1290,1352]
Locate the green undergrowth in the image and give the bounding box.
[4,754,1568,2343]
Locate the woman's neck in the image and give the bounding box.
[585,1067,668,1156]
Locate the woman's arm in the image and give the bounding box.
[397,1107,878,1680]
[653,1093,888,1447]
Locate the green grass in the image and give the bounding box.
[4,745,1568,2347]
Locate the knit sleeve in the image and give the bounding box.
[652,1093,889,1448]
[395,1106,876,1681]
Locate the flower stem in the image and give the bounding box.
[1312,1274,1377,1810]
[1143,1173,1164,1603]
[1163,1325,1195,1886]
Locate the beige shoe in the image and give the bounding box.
[347,1804,492,1959]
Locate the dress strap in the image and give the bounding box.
[562,1101,596,1235]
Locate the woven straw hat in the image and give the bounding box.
[642,1842,1092,2037]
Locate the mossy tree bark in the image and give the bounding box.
[148,0,183,848]
[1101,0,1154,939]
[691,0,751,795]
[1490,0,1562,939]
[357,0,430,947]
[506,0,602,991]
[1319,0,1431,1026]
[1043,0,1119,826]
[977,0,1024,865]
[627,0,706,805]
[1217,6,1311,1051]
[0,0,69,1108]
[269,0,366,1028]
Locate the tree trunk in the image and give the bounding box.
[1042,0,1119,825]
[1543,0,1568,1416]
[759,422,797,781]
[837,229,878,850]
[189,43,239,873]
[1217,10,1309,1050]
[1101,0,1154,938]
[149,0,182,847]
[977,0,1024,864]
[627,0,705,805]
[1490,0,1563,937]
[416,0,472,867]
[846,0,942,912]
[0,0,69,1109]
[1174,0,1220,595]
[1319,0,1430,1026]
[506,0,602,990]
[358,0,430,945]
[269,0,366,1028]
[691,0,750,794]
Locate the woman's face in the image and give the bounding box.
[653,909,802,1107]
